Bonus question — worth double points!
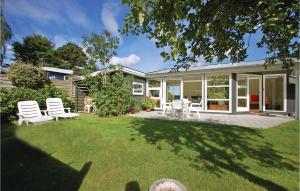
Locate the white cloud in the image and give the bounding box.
[63,1,92,29]
[110,54,141,65]
[6,0,92,29]
[101,2,123,42]
[54,35,68,48]
[53,34,82,48]
[6,0,63,25]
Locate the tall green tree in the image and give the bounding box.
[123,0,299,69]
[12,34,63,67]
[0,0,12,67]
[83,30,119,83]
[56,42,87,69]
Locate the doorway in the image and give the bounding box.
[236,75,262,112]
[249,76,261,111]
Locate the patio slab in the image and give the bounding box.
[128,111,294,128]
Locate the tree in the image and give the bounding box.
[12,34,63,67]
[82,30,119,84]
[0,0,12,67]
[122,0,299,69]
[56,42,87,69]
[89,71,134,116]
[7,60,49,89]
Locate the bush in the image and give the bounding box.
[0,85,73,122]
[7,61,49,89]
[89,72,134,116]
[141,97,157,110]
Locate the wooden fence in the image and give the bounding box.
[0,74,75,100]
[0,74,14,88]
[51,79,75,99]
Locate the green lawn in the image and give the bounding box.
[2,114,299,191]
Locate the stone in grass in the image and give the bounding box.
[149,179,187,191]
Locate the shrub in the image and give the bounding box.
[7,61,49,89]
[90,72,134,116]
[141,97,157,110]
[0,85,73,122]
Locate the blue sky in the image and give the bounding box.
[4,0,268,72]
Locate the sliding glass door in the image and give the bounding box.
[263,74,286,112]
[183,76,203,104]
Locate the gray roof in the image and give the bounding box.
[146,59,300,76]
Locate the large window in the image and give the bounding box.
[206,75,230,111]
[183,76,202,103]
[264,75,285,111]
[166,80,181,101]
[132,82,144,95]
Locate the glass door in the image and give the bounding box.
[263,74,286,112]
[148,79,162,109]
[237,75,249,111]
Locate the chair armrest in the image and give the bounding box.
[64,108,71,113]
[40,110,48,116]
[17,113,23,119]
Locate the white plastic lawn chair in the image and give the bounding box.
[182,98,190,118]
[46,98,79,120]
[17,101,53,126]
[172,99,184,118]
[162,100,173,116]
[188,99,203,119]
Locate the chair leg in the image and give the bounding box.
[197,110,200,119]
[18,119,23,126]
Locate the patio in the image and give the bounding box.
[128,111,294,128]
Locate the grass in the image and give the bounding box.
[1,114,299,191]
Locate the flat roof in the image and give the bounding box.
[146,59,300,77]
[43,67,73,75]
[91,65,146,78]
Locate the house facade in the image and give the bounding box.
[143,60,299,119]
[43,67,73,80]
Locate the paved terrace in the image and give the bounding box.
[128,111,295,128]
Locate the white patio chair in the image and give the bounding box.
[162,100,173,116]
[182,98,190,118]
[188,99,203,119]
[46,98,79,120]
[172,99,184,118]
[17,101,53,126]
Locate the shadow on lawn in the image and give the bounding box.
[1,123,92,191]
[125,180,141,191]
[129,118,297,191]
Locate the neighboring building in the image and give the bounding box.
[43,67,73,80]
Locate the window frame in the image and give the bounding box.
[205,74,232,112]
[132,82,144,95]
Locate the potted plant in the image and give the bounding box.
[129,99,137,114]
[141,97,156,112]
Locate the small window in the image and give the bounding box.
[132,82,144,95]
[49,76,56,80]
